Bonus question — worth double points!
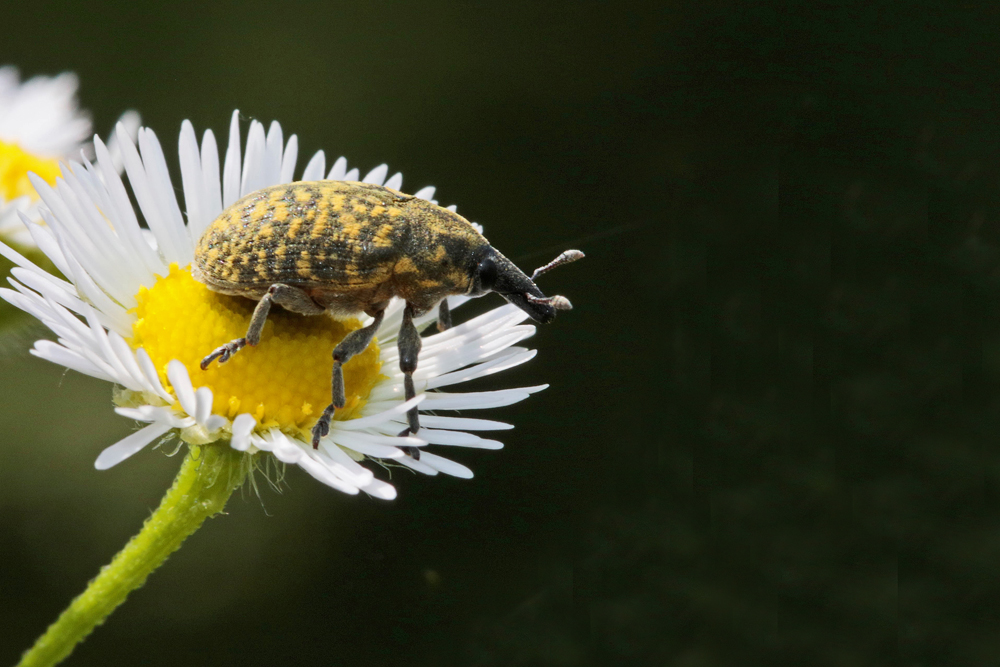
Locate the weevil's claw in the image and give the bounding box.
[200,338,247,370]
[311,404,336,448]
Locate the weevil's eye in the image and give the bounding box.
[477,256,498,292]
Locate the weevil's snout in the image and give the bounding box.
[474,247,580,324]
[505,289,559,323]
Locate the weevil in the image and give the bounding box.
[194,180,582,450]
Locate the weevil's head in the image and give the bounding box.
[468,246,569,324]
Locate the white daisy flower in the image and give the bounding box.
[0,66,139,246]
[0,111,550,500]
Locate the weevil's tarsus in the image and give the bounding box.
[313,404,335,443]
[200,337,247,369]
[530,249,585,281]
[311,308,386,448]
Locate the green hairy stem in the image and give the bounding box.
[17,445,247,667]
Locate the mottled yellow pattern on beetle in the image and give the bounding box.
[0,139,61,201]
[130,265,385,435]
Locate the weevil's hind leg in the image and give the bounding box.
[437,298,452,332]
[311,309,386,448]
[201,283,323,369]
[397,303,424,456]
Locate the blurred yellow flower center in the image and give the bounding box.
[0,139,61,201]
[130,265,384,436]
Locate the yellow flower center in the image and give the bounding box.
[130,265,384,438]
[0,139,61,201]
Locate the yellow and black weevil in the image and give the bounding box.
[194,180,582,450]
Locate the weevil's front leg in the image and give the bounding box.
[311,309,386,448]
[397,303,423,455]
[201,283,324,369]
[437,298,452,332]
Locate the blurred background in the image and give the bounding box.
[3,1,1000,665]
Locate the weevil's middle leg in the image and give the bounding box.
[201,283,323,369]
[437,298,452,332]
[397,303,423,446]
[311,309,386,448]
[406,299,446,456]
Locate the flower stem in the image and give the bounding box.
[17,444,248,667]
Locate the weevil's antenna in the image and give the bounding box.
[531,250,585,281]
[513,222,639,263]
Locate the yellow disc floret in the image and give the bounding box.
[130,265,384,437]
[0,139,61,201]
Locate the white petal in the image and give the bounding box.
[179,120,210,239]
[334,395,426,431]
[415,415,513,431]
[231,413,256,451]
[53,238,131,336]
[135,348,173,402]
[24,220,71,279]
[105,110,141,172]
[383,172,403,191]
[167,360,197,417]
[194,386,213,425]
[398,455,439,475]
[84,307,139,390]
[315,442,375,486]
[264,121,283,186]
[403,428,502,449]
[363,478,398,500]
[92,136,165,275]
[115,405,193,429]
[296,450,360,494]
[201,129,223,218]
[30,340,115,383]
[114,405,161,422]
[414,186,436,201]
[328,156,347,180]
[331,435,403,459]
[418,386,547,411]
[424,349,537,389]
[222,110,242,207]
[362,164,388,186]
[280,134,298,184]
[241,120,267,196]
[134,126,191,264]
[107,330,153,392]
[95,421,172,470]
[417,451,473,478]
[265,430,303,464]
[204,414,228,431]
[10,267,88,323]
[301,150,326,181]
[31,175,132,305]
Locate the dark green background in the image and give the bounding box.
[3,2,1000,665]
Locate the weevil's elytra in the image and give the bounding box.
[195,181,479,315]
[194,180,582,449]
